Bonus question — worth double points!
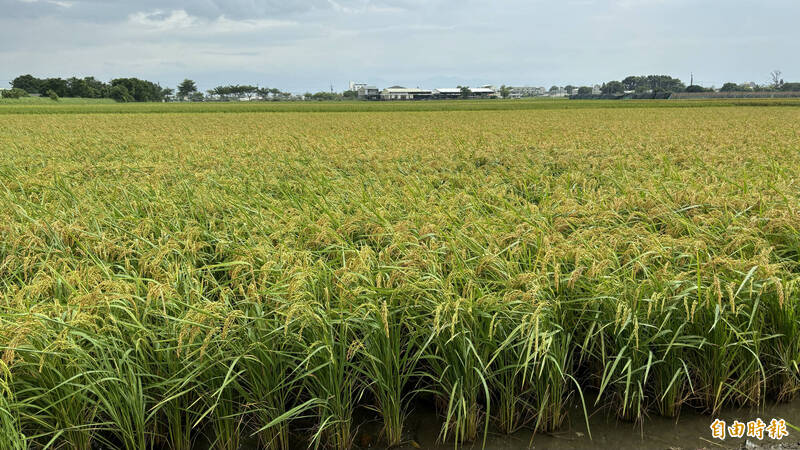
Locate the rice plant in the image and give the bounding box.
[1,100,799,449]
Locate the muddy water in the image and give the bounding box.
[232,399,800,449]
[356,400,800,450]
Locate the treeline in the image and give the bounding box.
[720,82,800,92]
[8,74,172,102]
[205,85,290,101]
[572,72,800,99]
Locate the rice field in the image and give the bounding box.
[0,101,799,449]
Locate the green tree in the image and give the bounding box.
[11,74,42,94]
[257,87,271,100]
[564,85,577,95]
[47,89,59,101]
[780,82,800,92]
[601,81,624,94]
[109,85,134,102]
[720,82,739,92]
[622,76,643,91]
[177,79,198,100]
[39,78,69,97]
[111,78,168,102]
[685,85,708,93]
[343,90,357,99]
[458,86,471,99]
[1,88,29,99]
[499,85,511,99]
[577,86,592,95]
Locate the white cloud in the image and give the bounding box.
[128,9,297,34]
[129,10,197,30]
[17,0,73,6]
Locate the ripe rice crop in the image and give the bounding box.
[0,101,799,449]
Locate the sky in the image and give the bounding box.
[2,0,798,93]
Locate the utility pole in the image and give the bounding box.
[690,73,694,86]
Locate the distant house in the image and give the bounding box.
[432,88,462,99]
[357,85,380,100]
[469,87,497,98]
[509,86,546,98]
[433,87,498,99]
[380,87,432,100]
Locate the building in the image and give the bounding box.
[357,85,380,100]
[592,85,602,95]
[433,87,498,99]
[349,81,368,91]
[380,87,433,100]
[470,87,498,98]
[433,88,463,99]
[509,86,546,98]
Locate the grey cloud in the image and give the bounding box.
[2,0,799,93]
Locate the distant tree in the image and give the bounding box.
[621,76,643,91]
[309,91,338,101]
[499,85,511,99]
[1,88,29,99]
[618,75,685,93]
[343,90,357,99]
[257,87,271,99]
[564,85,577,95]
[109,85,134,102]
[237,85,258,100]
[161,87,174,100]
[177,79,198,100]
[770,70,783,89]
[549,85,559,93]
[112,78,166,102]
[458,86,472,99]
[577,86,592,95]
[720,82,739,92]
[39,78,69,97]
[189,92,204,102]
[47,89,59,101]
[11,74,42,94]
[601,81,624,94]
[685,85,709,93]
[780,82,800,92]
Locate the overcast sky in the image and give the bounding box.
[2,0,797,93]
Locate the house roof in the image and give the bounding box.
[435,87,496,94]
[382,88,432,94]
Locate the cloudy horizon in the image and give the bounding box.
[2,0,798,93]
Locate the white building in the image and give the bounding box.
[380,87,432,100]
[433,87,497,99]
[349,82,368,91]
[509,86,546,98]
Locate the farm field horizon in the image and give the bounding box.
[1,100,799,449]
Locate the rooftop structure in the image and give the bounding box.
[380,87,433,100]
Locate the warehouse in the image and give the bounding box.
[433,87,498,99]
[380,87,433,100]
